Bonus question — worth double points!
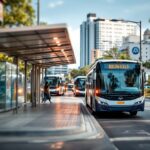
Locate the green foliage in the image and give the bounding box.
[3,0,35,27]
[143,61,150,69]
[102,48,131,60]
[0,53,13,62]
[70,66,90,79]
[18,59,32,79]
[0,0,35,79]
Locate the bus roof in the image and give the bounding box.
[87,59,141,76]
[90,59,140,70]
[97,59,139,63]
[74,76,86,80]
[45,75,62,78]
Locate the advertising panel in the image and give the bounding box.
[0,0,3,23]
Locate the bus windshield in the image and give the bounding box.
[45,77,59,88]
[75,78,85,89]
[99,62,142,95]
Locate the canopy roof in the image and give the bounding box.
[0,24,76,68]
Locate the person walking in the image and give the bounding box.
[43,81,51,103]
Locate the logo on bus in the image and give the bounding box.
[118,96,123,100]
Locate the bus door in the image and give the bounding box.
[91,69,96,111]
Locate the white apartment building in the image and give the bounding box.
[80,13,138,67]
[121,29,150,62]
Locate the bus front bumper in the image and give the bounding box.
[95,101,145,112]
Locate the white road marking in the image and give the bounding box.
[123,130,150,136]
[110,136,150,142]
[100,120,150,123]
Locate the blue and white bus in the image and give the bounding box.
[73,76,86,96]
[85,59,145,116]
[44,75,64,96]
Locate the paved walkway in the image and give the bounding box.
[0,97,116,150]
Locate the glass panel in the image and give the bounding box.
[75,78,86,90]
[11,64,17,108]
[6,63,11,110]
[0,62,6,109]
[18,73,24,105]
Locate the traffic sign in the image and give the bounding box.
[132,47,139,55]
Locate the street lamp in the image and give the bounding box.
[111,19,142,61]
[37,0,40,25]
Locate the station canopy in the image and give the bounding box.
[0,24,76,68]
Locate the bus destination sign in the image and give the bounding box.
[108,64,129,69]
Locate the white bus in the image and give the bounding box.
[73,76,86,96]
[85,59,145,116]
[44,75,64,96]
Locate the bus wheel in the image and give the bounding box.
[74,92,77,97]
[91,100,96,115]
[130,111,137,116]
[85,94,88,107]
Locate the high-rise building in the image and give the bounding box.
[47,65,68,76]
[80,13,138,67]
[121,29,150,62]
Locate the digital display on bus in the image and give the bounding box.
[102,63,139,70]
[108,64,129,69]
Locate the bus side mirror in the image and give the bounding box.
[93,72,96,80]
[142,70,146,83]
[144,72,146,83]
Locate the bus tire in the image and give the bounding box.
[74,92,77,97]
[130,111,137,116]
[85,94,88,107]
[91,98,96,115]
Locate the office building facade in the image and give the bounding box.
[121,29,150,62]
[47,65,68,76]
[80,13,138,67]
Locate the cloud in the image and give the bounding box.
[68,27,80,69]
[48,0,64,9]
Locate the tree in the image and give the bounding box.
[70,66,90,79]
[102,48,130,60]
[0,53,13,62]
[3,0,35,27]
[70,69,80,79]
[143,61,150,69]
[0,0,35,77]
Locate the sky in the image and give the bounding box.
[32,0,150,68]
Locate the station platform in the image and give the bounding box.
[0,97,117,150]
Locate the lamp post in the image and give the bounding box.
[111,19,142,61]
[37,0,40,25]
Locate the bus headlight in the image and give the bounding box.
[135,101,142,105]
[76,89,79,93]
[56,87,60,91]
[134,96,145,105]
[18,88,23,94]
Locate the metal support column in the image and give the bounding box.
[37,0,40,25]
[31,64,36,107]
[139,21,142,61]
[38,67,41,104]
[15,57,19,113]
[24,60,27,104]
[34,65,37,107]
